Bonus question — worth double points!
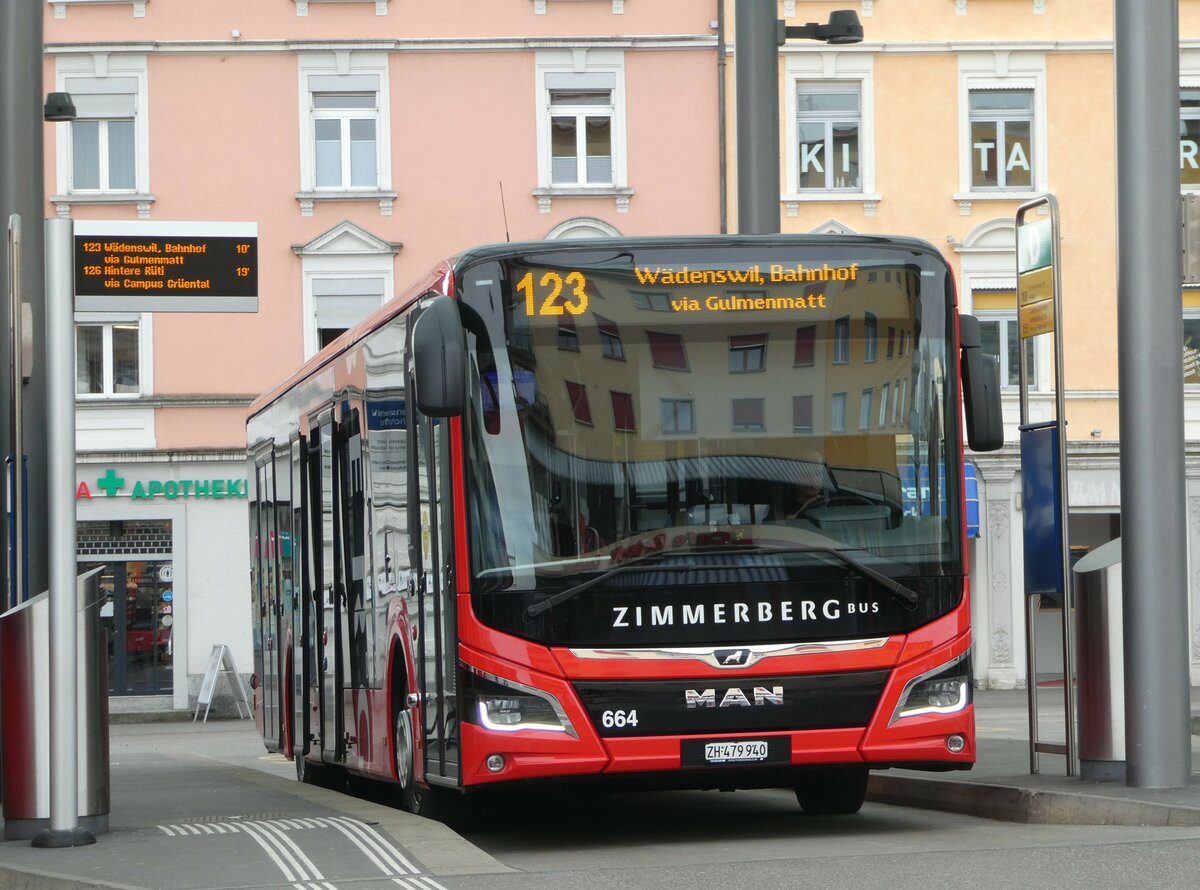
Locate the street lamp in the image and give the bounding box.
[43,92,76,122]
[736,6,864,234]
[784,10,864,46]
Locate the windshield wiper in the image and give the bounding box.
[759,545,918,610]
[524,558,747,620]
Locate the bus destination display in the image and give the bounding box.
[73,225,258,313]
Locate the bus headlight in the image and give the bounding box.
[890,652,971,724]
[465,667,578,738]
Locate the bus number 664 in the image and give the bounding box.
[601,709,638,729]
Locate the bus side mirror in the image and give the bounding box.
[959,314,1004,452]
[412,295,466,417]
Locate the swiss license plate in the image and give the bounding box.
[705,740,768,763]
[680,736,789,768]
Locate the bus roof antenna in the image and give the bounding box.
[499,181,511,242]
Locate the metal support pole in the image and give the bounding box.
[31,218,93,848]
[734,0,781,234]
[0,0,50,607]
[1114,0,1192,789]
[7,214,24,611]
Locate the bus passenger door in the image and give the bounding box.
[291,435,309,758]
[254,452,281,749]
[312,414,345,762]
[409,408,459,786]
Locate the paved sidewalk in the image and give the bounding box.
[0,689,1197,889]
[868,687,1200,826]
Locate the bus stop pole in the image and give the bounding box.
[734,0,782,235]
[1114,0,1192,789]
[32,217,93,847]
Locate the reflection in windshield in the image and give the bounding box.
[460,243,958,590]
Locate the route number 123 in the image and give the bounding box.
[518,270,589,317]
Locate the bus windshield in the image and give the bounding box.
[458,239,960,597]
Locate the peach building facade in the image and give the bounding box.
[45,0,723,710]
[44,0,1200,709]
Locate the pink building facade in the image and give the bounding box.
[45,0,723,711]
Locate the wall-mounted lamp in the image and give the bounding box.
[44,92,76,122]
[783,10,864,45]
[1090,429,1103,437]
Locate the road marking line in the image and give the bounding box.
[316,817,420,875]
[234,820,316,887]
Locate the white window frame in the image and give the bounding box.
[966,88,1035,191]
[975,311,1038,391]
[783,51,878,214]
[53,55,152,211]
[956,53,1048,211]
[296,221,398,359]
[534,49,630,212]
[73,313,153,399]
[297,53,393,213]
[858,388,873,431]
[831,392,848,433]
[793,82,862,192]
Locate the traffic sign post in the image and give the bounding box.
[1016,194,1077,777]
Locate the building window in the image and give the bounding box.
[298,58,391,199]
[611,391,636,432]
[893,378,906,426]
[979,314,1036,388]
[795,84,860,191]
[864,312,877,362]
[831,392,847,433]
[566,381,593,424]
[858,389,873,431]
[311,277,385,350]
[56,65,149,200]
[969,89,1033,191]
[1182,89,1200,189]
[731,398,765,432]
[631,291,672,311]
[312,91,379,189]
[887,326,897,358]
[878,384,890,428]
[647,331,688,370]
[76,320,142,397]
[536,54,627,197]
[794,325,816,366]
[833,316,850,364]
[661,399,695,434]
[596,315,625,360]
[550,88,613,186]
[729,334,767,373]
[558,315,580,351]
[793,395,814,432]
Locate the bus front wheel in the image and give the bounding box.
[794,766,869,816]
[394,703,419,812]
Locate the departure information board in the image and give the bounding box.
[73,221,258,312]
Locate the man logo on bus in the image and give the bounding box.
[716,648,752,667]
[685,687,784,708]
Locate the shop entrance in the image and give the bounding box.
[79,519,174,696]
[87,561,174,695]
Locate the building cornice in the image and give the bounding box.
[45,35,718,55]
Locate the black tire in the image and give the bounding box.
[295,752,319,784]
[794,766,870,815]
[393,703,420,813]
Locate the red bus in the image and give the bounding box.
[247,234,1002,825]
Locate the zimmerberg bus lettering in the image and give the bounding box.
[610,599,880,628]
